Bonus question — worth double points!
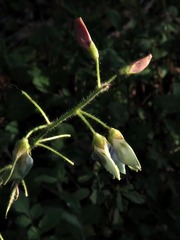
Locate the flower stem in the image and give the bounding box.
[22,90,50,124]
[96,58,101,88]
[25,124,48,139]
[36,143,74,165]
[80,110,110,129]
[0,164,12,174]
[32,83,107,147]
[0,233,4,240]
[77,111,96,134]
[31,73,118,148]
[21,180,28,197]
[38,134,71,143]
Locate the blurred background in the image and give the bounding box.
[0,0,180,239]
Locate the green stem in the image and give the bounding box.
[21,180,28,197]
[96,58,101,88]
[22,91,50,124]
[80,110,110,129]
[32,83,107,147]
[0,164,12,174]
[106,74,117,84]
[36,143,74,165]
[38,134,71,143]
[0,233,4,240]
[25,124,48,139]
[77,111,96,134]
[31,73,118,148]
[5,183,19,219]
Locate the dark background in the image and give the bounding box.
[0,0,180,239]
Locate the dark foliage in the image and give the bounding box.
[0,0,180,239]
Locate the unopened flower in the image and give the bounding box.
[109,144,126,174]
[74,17,99,61]
[108,128,141,172]
[120,54,152,75]
[3,138,33,184]
[92,133,120,180]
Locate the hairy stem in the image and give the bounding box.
[80,110,110,129]
[22,91,50,124]
[31,74,117,148]
[77,111,96,134]
[36,143,74,165]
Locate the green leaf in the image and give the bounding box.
[16,215,32,227]
[39,208,63,234]
[60,212,83,236]
[31,204,43,220]
[29,67,50,93]
[13,195,30,216]
[28,226,40,240]
[108,10,121,29]
[122,191,145,204]
[34,175,57,184]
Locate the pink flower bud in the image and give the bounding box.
[119,54,152,75]
[74,17,99,61]
[74,17,92,50]
[129,54,152,74]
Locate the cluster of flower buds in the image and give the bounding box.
[92,128,141,180]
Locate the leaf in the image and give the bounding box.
[108,10,121,29]
[39,208,63,234]
[30,203,43,220]
[29,67,50,93]
[122,191,145,204]
[34,175,57,184]
[16,215,32,227]
[73,188,90,200]
[27,226,40,240]
[13,194,30,216]
[60,212,83,236]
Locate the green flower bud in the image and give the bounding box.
[108,128,141,172]
[3,138,33,184]
[92,133,120,180]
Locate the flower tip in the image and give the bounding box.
[109,128,124,141]
[74,17,99,61]
[74,17,92,50]
[129,53,152,74]
[93,133,106,149]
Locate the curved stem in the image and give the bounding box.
[21,180,28,197]
[80,110,110,129]
[22,91,50,124]
[77,111,96,134]
[25,124,48,139]
[38,134,71,143]
[0,164,12,174]
[5,183,19,219]
[36,143,74,165]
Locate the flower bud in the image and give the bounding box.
[74,17,99,61]
[109,145,126,174]
[119,54,152,75]
[4,138,33,184]
[92,133,120,180]
[12,138,30,162]
[108,128,141,172]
